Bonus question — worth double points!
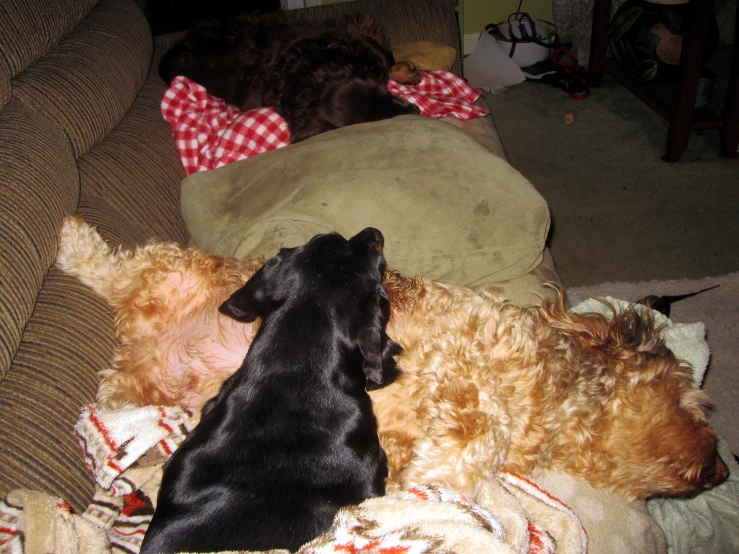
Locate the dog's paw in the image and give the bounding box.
[57,215,89,270]
[389,62,425,85]
[56,214,115,297]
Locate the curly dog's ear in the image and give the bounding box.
[361,285,402,390]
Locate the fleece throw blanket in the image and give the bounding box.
[161,72,489,175]
[0,404,587,554]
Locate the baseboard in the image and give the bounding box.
[463,33,480,56]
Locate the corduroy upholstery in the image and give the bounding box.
[0,0,463,514]
[0,0,191,513]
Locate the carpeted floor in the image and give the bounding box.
[566,272,739,456]
[482,79,739,289]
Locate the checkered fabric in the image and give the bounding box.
[161,77,291,176]
[161,72,489,176]
[387,70,489,120]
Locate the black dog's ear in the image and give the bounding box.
[365,332,402,391]
[219,281,263,322]
[360,285,403,390]
[379,334,403,390]
[220,248,296,322]
[219,265,276,322]
[357,325,385,387]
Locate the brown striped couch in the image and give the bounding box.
[0,0,471,514]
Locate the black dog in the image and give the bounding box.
[140,228,402,553]
[159,12,423,142]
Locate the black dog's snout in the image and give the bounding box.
[352,227,384,251]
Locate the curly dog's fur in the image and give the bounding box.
[159,12,423,142]
[57,215,728,501]
[56,215,263,408]
[379,272,728,500]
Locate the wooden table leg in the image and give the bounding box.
[588,0,612,85]
[720,3,739,158]
[663,0,715,162]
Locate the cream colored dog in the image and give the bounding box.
[57,215,728,501]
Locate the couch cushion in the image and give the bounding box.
[0,0,97,80]
[11,0,151,158]
[0,101,80,380]
[78,76,189,248]
[0,61,10,111]
[182,116,550,287]
[0,0,183,512]
[0,269,112,514]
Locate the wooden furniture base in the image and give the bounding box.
[588,0,739,162]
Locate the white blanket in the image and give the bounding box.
[0,404,587,554]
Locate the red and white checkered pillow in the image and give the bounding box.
[162,72,488,176]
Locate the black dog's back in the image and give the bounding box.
[141,229,401,553]
[158,12,393,105]
[158,12,420,142]
[143,338,384,552]
[159,12,295,108]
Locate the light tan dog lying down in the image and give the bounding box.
[57,215,728,501]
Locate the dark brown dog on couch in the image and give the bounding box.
[140,229,401,553]
[159,12,424,142]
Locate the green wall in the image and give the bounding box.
[464,0,553,36]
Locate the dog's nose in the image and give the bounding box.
[700,453,730,490]
[709,454,730,487]
[352,228,384,251]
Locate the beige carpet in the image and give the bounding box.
[566,271,739,455]
[482,81,739,288]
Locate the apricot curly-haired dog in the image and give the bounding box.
[56,215,263,408]
[57,215,728,501]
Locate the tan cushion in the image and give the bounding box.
[182,115,550,288]
[475,249,560,306]
[392,41,457,71]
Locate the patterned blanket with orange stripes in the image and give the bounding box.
[0,404,587,554]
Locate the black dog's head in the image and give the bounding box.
[324,77,420,124]
[267,33,420,143]
[287,77,420,143]
[219,228,401,388]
